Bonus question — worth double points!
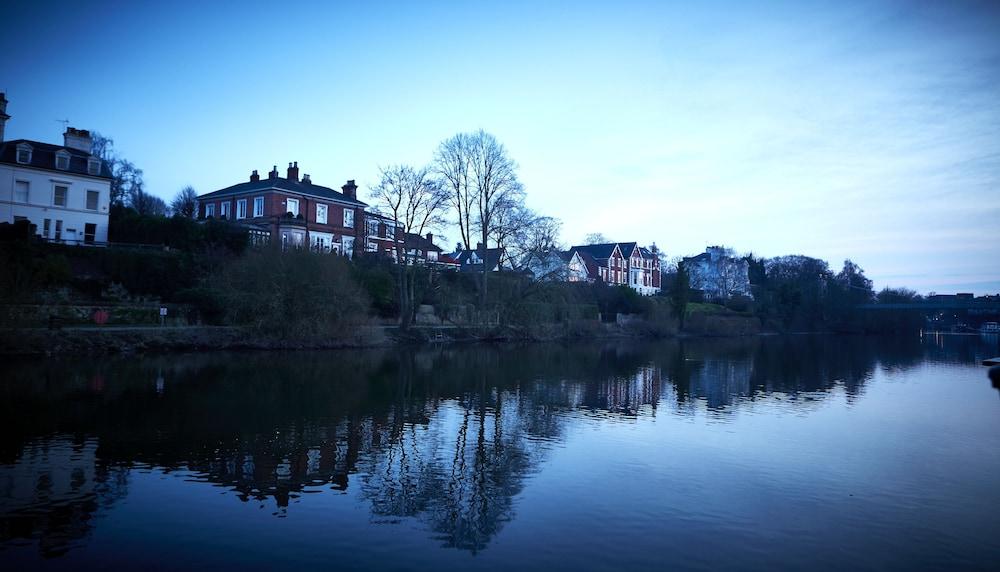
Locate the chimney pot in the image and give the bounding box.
[287,161,299,182]
[63,127,93,153]
[269,165,279,179]
[250,169,260,182]
[302,173,311,184]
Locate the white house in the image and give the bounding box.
[0,94,112,245]
[683,246,753,301]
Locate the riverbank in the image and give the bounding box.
[0,312,763,356]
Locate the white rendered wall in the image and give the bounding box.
[0,163,111,244]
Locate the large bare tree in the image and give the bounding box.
[170,186,199,218]
[370,164,449,328]
[434,130,524,307]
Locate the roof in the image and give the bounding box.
[403,232,442,253]
[568,243,620,262]
[0,139,112,179]
[449,246,505,272]
[199,176,368,208]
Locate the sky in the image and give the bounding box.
[2,0,998,294]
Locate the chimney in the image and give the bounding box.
[476,242,483,251]
[287,161,299,182]
[250,169,260,182]
[269,165,279,179]
[63,127,93,153]
[342,179,357,199]
[426,232,434,243]
[0,93,9,143]
[302,173,311,184]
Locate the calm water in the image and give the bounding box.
[2,334,999,571]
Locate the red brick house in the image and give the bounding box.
[363,212,404,259]
[567,242,661,295]
[197,163,367,256]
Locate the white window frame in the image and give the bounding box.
[386,225,395,239]
[236,198,247,220]
[220,201,231,219]
[286,197,299,217]
[343,208,354,228]
[55,151,71,171]
[253,196,264,217]
[342,235,355,258]
[53,184,68,207]
[14,180,29,203]
[205,203,216,217]
[86,190,100,211]
[16,144,32,164]
[88,158,101,176]
[316,203,328,225]
[366,219,378,237]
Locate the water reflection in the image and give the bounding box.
[1,334,996,560]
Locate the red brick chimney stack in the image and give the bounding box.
[269,165,279,179]
[287,161,299,182]
[342,179,358,199]
[250,169,260,182]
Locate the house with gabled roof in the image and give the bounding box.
[197,163,367,256]
[524,249,591,282]
[448,243,508,273]
[567,242,661,295]
[0,94,112,245]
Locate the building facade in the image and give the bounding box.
[197,163,366,256]
[0,94,112,245]
[683,246,752,301]
[567,242,661,295]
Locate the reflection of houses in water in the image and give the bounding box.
[584,366,662,415]
[685,359,752,409]
[0,437,128,558]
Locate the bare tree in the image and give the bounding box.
[171,186,198,218]
[584,232,611,245]
[435,130,524,307]
[433,133,474,250]
[370,164,449,328]
[130,182,167,216]
[91,132,143,208]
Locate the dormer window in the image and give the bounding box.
[87,158,101,176]
[55,150,71,170]
[16,143,32,164]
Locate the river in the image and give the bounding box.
[2,334,999,570]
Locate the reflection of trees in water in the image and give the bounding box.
[0,437,128,559]
[0,336,937,555]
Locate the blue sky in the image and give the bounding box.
[2,0,998,294]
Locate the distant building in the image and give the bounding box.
[566,242,661,295]
[448,243,508,273]
[197,164,367,256]
[524,249,590,282]
[0,93,112,245]
[403,231,459,269]
[363,212,404,258]
[683,246,752,301]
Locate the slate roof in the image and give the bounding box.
[0,139,112,179]
[449,246,505,272]
[403,232,442,253]
[568,243,619,262]
[198,176,368,207]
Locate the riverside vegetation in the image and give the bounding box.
[2,217,929,356]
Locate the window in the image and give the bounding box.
[343,208,354,228]
[236,199,247,220]
[253,196,264,217]
[86,190,100,211]
[88,158,101,176]
[316,203,328,224]
[43,219,51,239]
[16,144,31,164]
[84,223,97,244]
[366,240,378,252]
[14,181,29,203]
[286,198,299,217]
[220,202,230,219]
[56,151,70,170]
[205,203,216,217]
[54,185,68,207]
[342,236,355,258]
[366,219,378,236]
[386,225,395,239]
[55,220,63,242]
